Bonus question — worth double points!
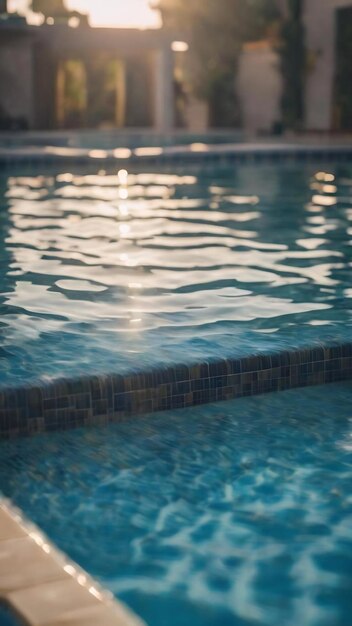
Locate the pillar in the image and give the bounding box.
[154,46,174,131]
[303,0,335,130]
[115,59,126,128]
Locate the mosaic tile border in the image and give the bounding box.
[1,143,352,169]
[0,499,145,626]
[1,342,352,439]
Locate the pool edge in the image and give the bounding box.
[0,499,146,626]
[1,341,352,439]
[2,141,352,169]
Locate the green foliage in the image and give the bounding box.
[30,0,87,22]
[157,0,279,127]
[31,0,69,17]
[277,0,305,129]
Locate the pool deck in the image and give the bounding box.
[0,500,145,626]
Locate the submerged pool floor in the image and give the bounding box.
[0,160,351,388]
[1,381,351,626]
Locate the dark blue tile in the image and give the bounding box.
[114,393,126,411]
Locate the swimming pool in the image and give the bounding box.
[1,381,351,626]
[1,146,352,626]
[0,159,351,389]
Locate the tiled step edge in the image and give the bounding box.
[1,342,352,439]
[0,498,146,626]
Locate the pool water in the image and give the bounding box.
[0,606,23,626]
[0,161,351,387]
[1,381,352,626]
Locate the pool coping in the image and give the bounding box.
[1,141,352,168]
[0,499,145,626]
[1,341,352,439]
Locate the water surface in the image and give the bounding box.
[0,162,351,386]
[1,382,352,626]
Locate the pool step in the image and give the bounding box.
[1,342,351,439]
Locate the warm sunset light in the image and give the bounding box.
[8,0,162,28]
[171,41,189,52]
[67,0,161,28]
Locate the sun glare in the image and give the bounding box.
[68,0,161,28]
[9,0,162,29]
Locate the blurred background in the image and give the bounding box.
[0,0,351,139]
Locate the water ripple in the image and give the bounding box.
[0,162,351,385]
[1,382,351,626]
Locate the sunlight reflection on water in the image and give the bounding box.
[0,161,351,386]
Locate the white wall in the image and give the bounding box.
[237,43,282,135]
[154,46,174,131]
[304,0,352,130]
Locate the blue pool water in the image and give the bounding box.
[0,160,351,387]
[1,381,352,626]
[0,606,23,626]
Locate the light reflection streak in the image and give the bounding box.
[134,147,164,157]
[315,172,335,182]
[190,143,209,152]
[88,150,108,159]
[312,194,337,207]
[118,188,129,200]
[113,148,132,159]
[118,169,129,185]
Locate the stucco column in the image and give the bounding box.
[154,46,174,131]
[303,0,352,131]
[303,0,335,130]
[115,59,126,128]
